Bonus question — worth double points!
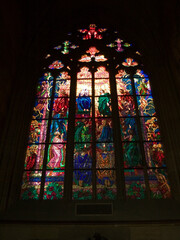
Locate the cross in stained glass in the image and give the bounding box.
[107,38,131,52]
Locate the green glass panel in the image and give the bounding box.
[74,119,92,142]
[123,142,142,168]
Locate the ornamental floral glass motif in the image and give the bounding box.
[21,24,171,200]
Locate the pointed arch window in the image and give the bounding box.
[20,24,171,201]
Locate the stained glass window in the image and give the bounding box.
[20,24,171,201]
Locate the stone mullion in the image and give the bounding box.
[63,64,77,200]
[129,71,151,199]
[109,62,126,200]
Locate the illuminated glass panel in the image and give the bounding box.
[96,143,115,168]
[118,96,136,116]
[76,80,92,96]
[36,80,53,98]
[144,142,166,168]
[74,143,92,169]
[49,119,68,142]
[116,77,132,95]
[48,60,64,69]
[77,67,92,79]
[76,97,92,118]
[95,66,109,78]
[95,79,110,96]
[148,169,171,199]
[123,143,142,168]
[52,98,69,118]
[43,171,64,199]
[124,169,145,199]
[21,25,171,202]
[137,96,156,116]
[96,170,117,200]
[28,120,48,143]
[24,144,45,170]
[72,170,92,200]
[95,97,112,117]
[120,117,138,141]
[55,80,71,97]
[96,118,113,142]
[141,117,161,141]
[122,58,138,67]
[20,171,42,200]
[134,77,151,95]
[74,119,92,142]
[47,143,66,169]
[32,98,51,120]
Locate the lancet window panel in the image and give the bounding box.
[20,24,171,201]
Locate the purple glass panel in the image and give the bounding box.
[36,80,53,98]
